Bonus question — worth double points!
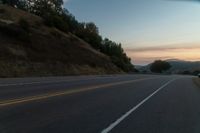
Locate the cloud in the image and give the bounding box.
[125,44,200,65]
[125,43,200,52]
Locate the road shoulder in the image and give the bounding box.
[193,78,200,88]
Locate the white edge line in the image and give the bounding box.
[101,78,177,133]
[0,76,110,87]
[0,77,159,106]
[0,80,74,87]
[0,76,156,87]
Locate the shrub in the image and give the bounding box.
[0,23,21,37]
[19,18,30,32]
[0,9,5,14]
[50,30,62,39]
[44,13,69,33]
[150,60,171,73]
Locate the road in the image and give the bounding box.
[0,74,200,133]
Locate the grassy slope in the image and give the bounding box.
[0,5,122,77]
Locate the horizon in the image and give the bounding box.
[135,58,200,66]
[64,0,200,65]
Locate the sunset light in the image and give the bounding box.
[126,45,200,65]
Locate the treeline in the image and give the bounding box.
[1,0,135,72]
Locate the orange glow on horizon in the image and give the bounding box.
[126,47,200,65]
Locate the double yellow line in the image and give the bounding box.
[0,77,157,107]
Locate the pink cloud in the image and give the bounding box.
[125,44,200,65]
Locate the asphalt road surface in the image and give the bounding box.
[0,74,199,133]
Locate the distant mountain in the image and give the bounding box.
[166,59,200,73]
[139,59,200,74]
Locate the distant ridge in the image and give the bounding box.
[139,59,200,74]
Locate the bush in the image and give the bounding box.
[19,18,30,32]
[0,24,18,36]
[150,60,171,73]
[44,13,69,33]
[50,30,62,39]
[0,9,5,14]
[0,22,30,42]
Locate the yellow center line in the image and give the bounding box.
[0,77,159,107]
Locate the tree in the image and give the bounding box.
[2,0,19,6]
[85,22,99,34]
[150,60,171,73]
[101,38,135,72]
[75,22,102,50]
[29,0,63,17]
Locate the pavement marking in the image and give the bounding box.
[0,77,159,107]
[0,75,146,87]
[101,78,177,133]
[0,76,126,87]
[0,77,98,87]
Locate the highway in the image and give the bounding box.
[0,74,200,133]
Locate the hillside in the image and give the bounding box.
[0,5,123,77]
[166,59,200,74]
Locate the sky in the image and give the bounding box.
[64,0,200,65]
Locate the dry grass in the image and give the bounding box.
[193,78,200,88]
[0,61,121,78]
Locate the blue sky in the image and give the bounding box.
[64,0,200,65]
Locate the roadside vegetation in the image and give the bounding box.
[0,0,134,72]
[150,60,171,73]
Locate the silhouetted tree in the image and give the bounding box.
[150,60,171,73]
[101,38,134,72]
[30,0,63,17]
[75,22,102,50]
